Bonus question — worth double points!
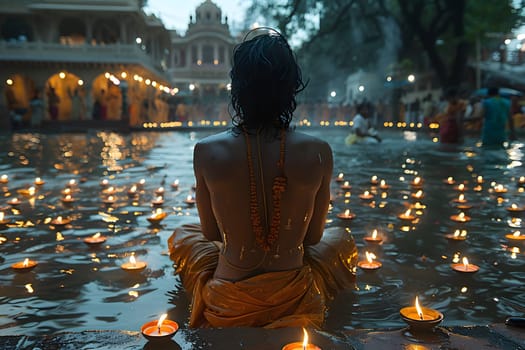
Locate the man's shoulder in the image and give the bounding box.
[196,130,234,146]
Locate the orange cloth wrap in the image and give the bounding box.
[168,224,357,328]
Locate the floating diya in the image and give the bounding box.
[370,175,379,185]
[411,189,424,200]
[445,229,467,241]
[494,184,508,193]
[0,174,8,184]
[7,197,21,206]
[127,185,139,197]
[337,209,356,220]
[99,179,110,187]
[67,179,77,188]
[450,212,471,222]
[154,186,165,196]
[0,211,10,225]
[83,232,107,245]
[519,176,525,186]
[11,258,38,271]
[357,251,382,270]
[34,177,45,186]
[103,195,116,205]
[141,313,178,342]
[61,194,76,204]
[506,203,524,213]
[364,229,383,243]
[359,190,374,200]
[184,194,196,205]
[171,179,180,190]
[340,181,352,190]
[506,230,525,241]
[61,187,72,196]
[411,176,423,188]
[335,172,345,183]
[147,208,168,224]
[398,209,416,221]
[379,179,390,190]
[121,254,147,271]
[17,186,36,197]
[444,176,455,185]
[102,186,117,195]
[452,193,468,204]
[476,175,484,184]
[137,178,146,188]
[400,296,443,331]
[51,215,71,226]
[282,328,321,350]
[453,183,467,192]
[451,257,479,273]
[151,196,164,206]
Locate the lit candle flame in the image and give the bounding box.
[511,203,518,209]
[65,195,72,200]
[380,180,386,186]
[157,313,168,331]
[35,177,42,183]
[139,179,146,185]
[513,231,521,237]
[414,177,421,184]
[462,257,469,269]
[69,179,76,186]
[93,232,101,239]
[343,181,350,187]
[453,229,460,237]
[477,176,483,183]
[458,184,464,190]
[415,190,422,197]
[173,179,179,186]
[415,296,424,320]
[459,212,465,220]
[337,173,344,179]
[372,229,378,239]
[365,251,376,263]
[130,185,137,192]
[0,212,4,221]
[458,194,465,201]
[130,255,137,266]
[344,209,350,216]
[57,216,63,224]
[371,175,377,182]
[404,209,411,217]
[186,195,192,201]
[302,328,308,350]
[156,196,163,202]
[23,258,29,267]
[157,187,164,192]
[447,176,453,183]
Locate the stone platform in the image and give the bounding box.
[1,324,524,350]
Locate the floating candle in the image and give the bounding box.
[7,197,21,206]
[398,209,416,221]
[34,177,45,186]
[61,194,75,204]
[336,209,355,220]
[411,190,424,199]
[127,185,138,197]
[103,186,117,195]
[281,328,321,350]
[151,196,164,206]
[0,211,10,225]
[340,181,351,190]
[411,176,423,187]
[400,296,443,330]
[83,232,107,245]
[451,257,479,273]
[379,179,390,190]
[184,195,195,205]
[453,194,467,203]
[445,229,467,241]
[171,179,180,189]
[67,179,77,188]
[476,175,484,184]
[155,187,165,196]
[450,212,471,222]
[505,230,525,241]
[519,176,525,186]
[359,190,374,200]
[11,258,38,271]
[444,176,455,185]
[370,175,379,185]
[364,229,383,243]
[335,173,345,183]
[103,195,116,205]
[0,174,8,184]
[454,183,466,192]
[506,203,524,213]
[99,179,109,187]
[141,313,178,342]
[357,251,382,270]
[121,254,147,271]
[494,184,507,193]
[61,188,72,196]
[138,178,146,187]
[147,209,167,223]
[51,216,71,226]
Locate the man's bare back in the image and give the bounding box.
[193,129,333,281]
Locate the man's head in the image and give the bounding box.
[488,87,499,97]
[230,30,306,130]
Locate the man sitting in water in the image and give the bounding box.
[168,29,357,329]
[346,102,382,144]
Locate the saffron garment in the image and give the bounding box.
[168,224,357,328]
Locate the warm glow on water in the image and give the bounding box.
[0,129,523,335]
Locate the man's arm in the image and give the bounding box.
[303,142,333,246]
[193,142,222,242]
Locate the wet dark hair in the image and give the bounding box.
[488,87,499,96]
[230,29,306,132]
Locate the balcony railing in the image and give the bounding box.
[0,41,165,76]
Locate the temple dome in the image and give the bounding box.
[195,0,222,24]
